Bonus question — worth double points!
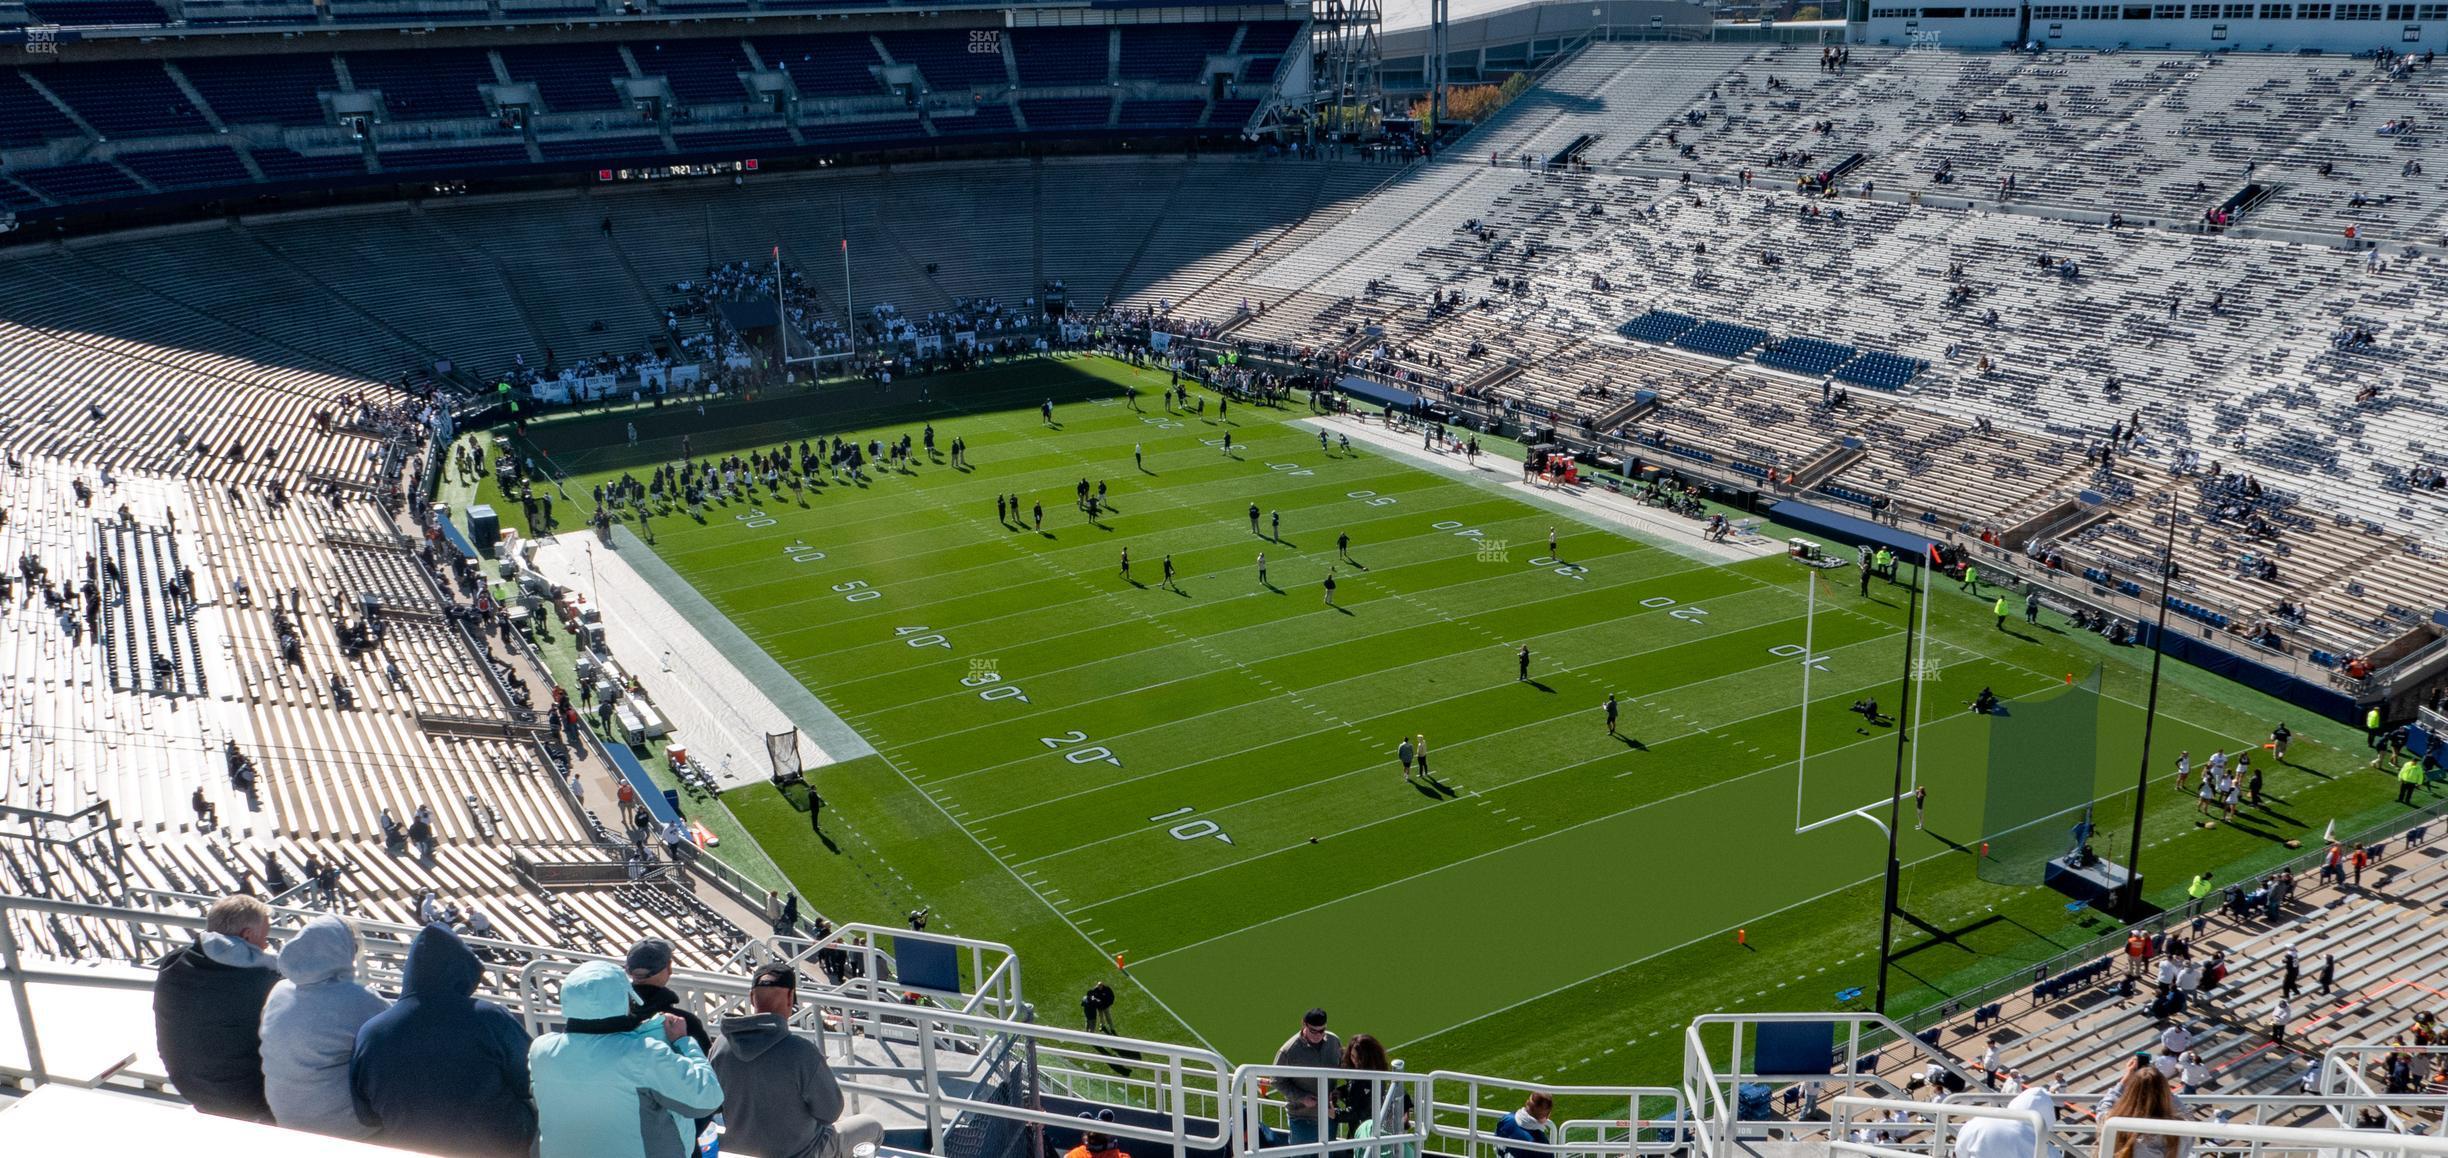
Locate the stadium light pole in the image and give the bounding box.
[2119,507,2181,919]
[1872,559,1923,1014]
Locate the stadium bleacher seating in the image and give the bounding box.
[1012,26,1110,87]
[879,28,1009,90]
[22,0,165,24]
[634,37,754,107]
[753,32,882,98]
[116,146,253,190]
[499,42,634,113]
[1117,23,1230,82]
[346,47,497,120]
[31,60,210,139]
[0,66,81,147]
[176,53,336,126]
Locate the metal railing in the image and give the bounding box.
[1830,1092,2448,1158]
[1682,1013,1985,1157]
[1826,1095,2048,1158]
[2101,1113,2448,1158]
[15,893,2448,1158]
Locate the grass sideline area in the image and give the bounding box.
[455,354,2416,1084]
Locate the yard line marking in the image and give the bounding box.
[975,610,1886,820]
[1057,651,1929,903]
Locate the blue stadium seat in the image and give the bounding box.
[499,43,632,113]
[801,117,924,145]
[1756,336,1858,377]
[251,146,367,182]
[938,104,1018,136]
[1238,21,1302,54]
[674,127,795,154]
[36,61,209,139]
[635,39,753,107]
[879,30,1009,89]
[346,48,496,120]
[1834,351,1929,391]
[1618,310,1700,344]
[0,174,46,211]
[1210,99,1260,129]
[541,134,659,161]
[1672,321,1770,359]
[1022,97,1112,131]
[377,142,532,171]
[119,146,252,189]
[179,53,335,126]
[1117,25,1231,82]
[23,0,166,25]
[0,67,84,147]
[754,34,881,99]
[1012,27,1109,87]
[15,160,143,202]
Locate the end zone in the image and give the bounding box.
[530,525,875,790]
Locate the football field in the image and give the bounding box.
[501,355,2380,1081]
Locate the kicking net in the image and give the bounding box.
[1976,663,2103,886]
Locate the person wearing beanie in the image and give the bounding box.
[529,959,723,1158]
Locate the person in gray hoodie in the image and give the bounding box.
[710,964,883,1158]
[260,914,390,1139]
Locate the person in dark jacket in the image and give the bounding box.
[1492,1092,1555,1158]
[153,894,282,1121]
[626,938,711,1052]
[710,964,883,1158]
[350,924,536,1157]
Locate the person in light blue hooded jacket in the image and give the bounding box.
[530,959,724,1158]
[260,914,390,1139]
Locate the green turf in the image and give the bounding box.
[461,354,2421,1086]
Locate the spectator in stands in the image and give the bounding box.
[1493,1092,1556,1158]
[2104,1065,2188,1158]
[350,925,537,1158]
[711,963,882,1158]
[153,893,283,1122]
[1953,1087,2050,1158]
[626,938,711,1053]
[1272,1008,1342,1146]
[529,959,723,1158]
[261,914,390,1139]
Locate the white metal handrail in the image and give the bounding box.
[1827,1095,2048,1158]
[2100,1114,2448,1158]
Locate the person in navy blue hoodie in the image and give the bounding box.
[349,924,536,1157]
